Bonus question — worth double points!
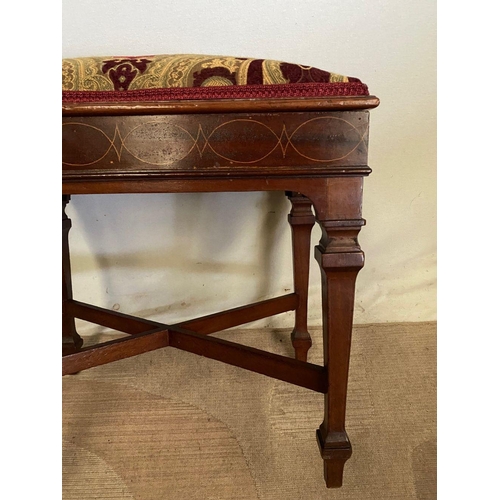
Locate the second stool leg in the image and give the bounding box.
[286,192,315,362]
[62,195,83,355]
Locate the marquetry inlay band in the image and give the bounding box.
[62,111,369,172]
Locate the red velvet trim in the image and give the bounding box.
[62,82,369,103]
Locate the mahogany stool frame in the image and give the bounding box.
[62,94,379,488]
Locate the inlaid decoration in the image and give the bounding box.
[62,112,369,172]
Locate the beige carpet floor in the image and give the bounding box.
[63,322,436,500]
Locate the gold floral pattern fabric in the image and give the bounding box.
[62,54,354,92]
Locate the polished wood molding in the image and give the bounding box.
[63,95,380,116]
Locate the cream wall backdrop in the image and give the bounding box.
[62,0,436,333]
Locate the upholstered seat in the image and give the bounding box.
[62,54,369,102]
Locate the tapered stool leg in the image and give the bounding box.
[286,192,315,362]
[311,178,366,488]
[62,195,83,355]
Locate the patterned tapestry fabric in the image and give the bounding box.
[62,54,369,102]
